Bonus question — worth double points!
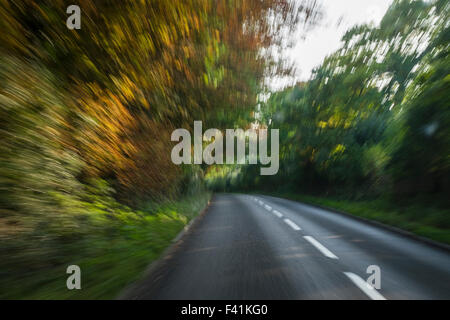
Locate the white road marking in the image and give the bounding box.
[303,236,338,259]
[344,272,387,300]
[272,210,283,218]
[284,218,301,230]
[258,200,264,206]
[264,204,272,211]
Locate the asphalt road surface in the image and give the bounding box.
[124,194,450,300]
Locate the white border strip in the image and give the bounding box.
[272,210,283,218]
[284,218,301,230]
[344,272,387,300]
[303,236,338,259]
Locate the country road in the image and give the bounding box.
[123,194,450,300]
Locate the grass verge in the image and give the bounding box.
[0,190,211,299]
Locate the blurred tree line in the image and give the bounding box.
[0,0,311,216]
[219,0,449,206]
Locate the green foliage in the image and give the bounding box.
[225,0,449,201]
[0,179,211,299]
[389,23,450,194]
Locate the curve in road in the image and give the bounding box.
[124,194,450,300]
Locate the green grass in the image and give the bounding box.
[263,192,450,245]
[0,191,211,299]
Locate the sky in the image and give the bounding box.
[271,0,394,89]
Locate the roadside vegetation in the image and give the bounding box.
[0,179,210,299]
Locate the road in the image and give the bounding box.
[124,194,450,300]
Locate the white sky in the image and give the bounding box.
[271,0,394,90]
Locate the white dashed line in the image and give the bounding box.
[284,218,301,231]
[258,200,264,206]
[344,272,387,300]
[264,204,272,211]
[303,236,338,259]
[272,210,283,218]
